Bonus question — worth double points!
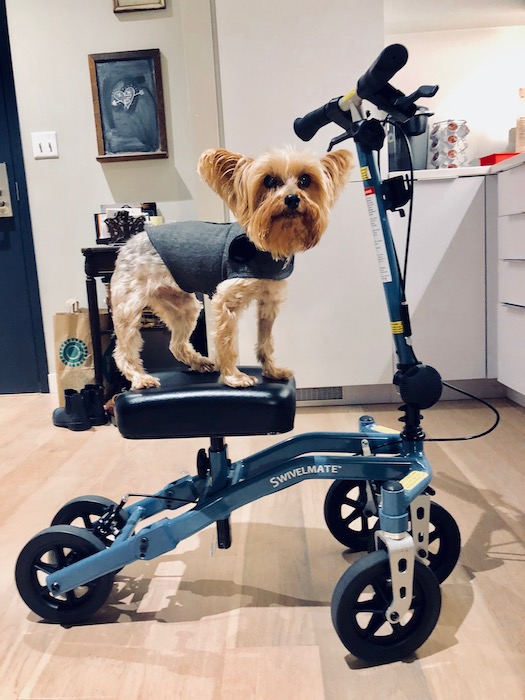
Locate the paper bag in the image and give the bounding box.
[54,300,110,405]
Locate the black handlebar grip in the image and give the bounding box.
[357,43,408,97]
[294,98,339,141]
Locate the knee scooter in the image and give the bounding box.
[15,44,463,664]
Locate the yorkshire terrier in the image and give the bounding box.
[111,147,353,389]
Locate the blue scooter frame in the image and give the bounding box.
[17,44,455,664]
[45,423,431,591]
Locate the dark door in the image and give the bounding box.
[0,2,48,393]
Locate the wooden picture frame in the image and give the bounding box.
[113,0,166,13]
[88,49,168,162]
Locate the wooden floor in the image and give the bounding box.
[0,392,524,699]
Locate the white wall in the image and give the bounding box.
[213,0,390,386]
[6,0,223,379]
[215,0,384,155]
[386,26,525,161]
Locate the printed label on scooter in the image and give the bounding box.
[364,186,392,284]
[269,464,341,488]
[360,166,371,181]
[400,470,427,491]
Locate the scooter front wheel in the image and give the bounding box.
[331,549,441,663]
[368,501,461,583]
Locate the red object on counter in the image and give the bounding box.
[480,153,519,165]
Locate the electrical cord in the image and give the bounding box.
[425,381,501,442]
[373,383,501,449]
[372,386,500,453]
[127,492,197,505]
[384,117,415,292]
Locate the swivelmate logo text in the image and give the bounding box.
[269,464,341,488]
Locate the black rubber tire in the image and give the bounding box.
[51,495,128,547]
[368,501,461,583]
[324,480,380,551]
[15,525,115,624]
[331,550,441,663]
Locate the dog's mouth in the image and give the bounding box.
[272,211,303,220]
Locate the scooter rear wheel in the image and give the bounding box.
[15,525,115,624]
[324,480,380,551]
[51,495,128,547]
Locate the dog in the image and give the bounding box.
[110,146,353,390]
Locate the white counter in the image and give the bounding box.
[391,152,525,180]
[390,165,490,180]
[488,151,525,174]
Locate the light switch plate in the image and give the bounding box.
[31,131,59,159]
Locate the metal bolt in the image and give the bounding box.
[51,582,60,592]
[390,611,400,622]
[139,536,149,559]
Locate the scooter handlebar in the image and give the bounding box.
[293,98,341,142]
[293,44,409,142]
[356,43,408,97]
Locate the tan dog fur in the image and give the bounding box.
[111,147,353,390]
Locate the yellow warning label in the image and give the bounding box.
[391,321,404,334]
[342,88,356,102]
[360,166,370,181]
[373,425,400,435]
[400,471,427,491]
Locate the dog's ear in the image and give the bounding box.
[198,148,253,212]
[320,149,354,203]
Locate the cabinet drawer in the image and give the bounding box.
[498,303,525,394]
[498,166,525,216]
[499,260,525,306]
[498,213,525,259]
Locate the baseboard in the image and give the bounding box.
[505,387,525,408]
[296,378,507,407]
[48,373,58,395]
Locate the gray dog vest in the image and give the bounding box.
[146,221,294,297]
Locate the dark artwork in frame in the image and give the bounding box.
[88,49,168,162]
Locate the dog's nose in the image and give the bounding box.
[284,193,300,210]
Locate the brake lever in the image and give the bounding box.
[394,84,439,114]
[328,130,354,151]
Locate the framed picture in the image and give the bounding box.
[113,0,166,12]
[88,49,168,162]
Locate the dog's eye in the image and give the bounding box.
[297,173,311,189]
[263,175,282,189]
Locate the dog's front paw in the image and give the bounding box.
[262,365,294,381]
[131,374,161,390]
[221,371,258,388]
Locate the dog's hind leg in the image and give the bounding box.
[149,289,215,372]
[112,297,161,390]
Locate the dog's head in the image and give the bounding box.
[198,147,353,259]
